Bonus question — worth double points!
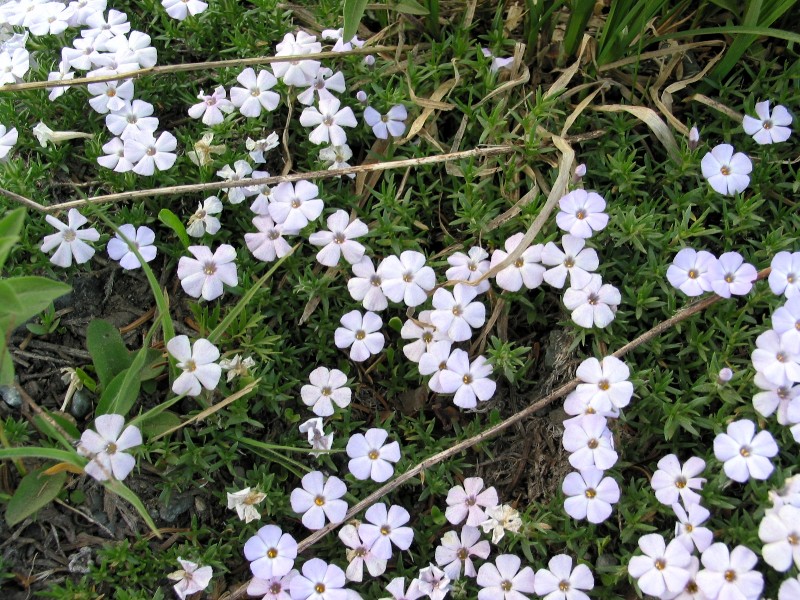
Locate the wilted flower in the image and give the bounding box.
[480,503,521,544]
[219,354,255,382]
[32,121,92,148]
[227,487,267,523]
[187,132,226,166]
[167,558,213,600]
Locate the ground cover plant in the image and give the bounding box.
[0,0,799,598]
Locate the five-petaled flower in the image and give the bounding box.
[700,143,752,196]
[300,366,351,416]
[346,428,401,482]
[167,558,213,600]
[167,335,222,397]
[177,244,238,301]
[743,100,792,144]
[77,414,141,481]
[41,208,100,268]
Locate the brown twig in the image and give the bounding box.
[0,187,47,212]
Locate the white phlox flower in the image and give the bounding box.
[348,256,389,311]
[300,366,351,416]
[650,454,706,506]
[167,335,221,397]
[40,208,100,268]
[272,31,321,87]
[106,224,157,270]
[188,86,234,125]
[308,209,368,267]
[219,354,255,382]
[124,130,177,176]
[105,99,158,140]
[628,534,691,598]
[247,132,279,163]
[562,468,620,524]
[168,558,213,600]
[541,234,598,289]
[0,124,18,160]
[244,525,297,580]
[339,524,387,582]
[346,428,401,482]
[400,310,448,363]
[534,554,594,600]
[290,471,347,530]
[299,97,358,145]
[476,554,535,600]
[245,216,294,262]
[77,413,141,481]
[743,100,792,144]
[446,246,491,294]
[446,477,499,527]
[378,250,436,308]
[713,419,778,483]
[358,503,414,560]
[319,144,354,177]
[430,283,486,342]
[217,160,255,205]
[334,310,384,362]
[562,274,620,328]
[562,413,618,471]
[435,526,490,580]
[87,78,134,114]
[696,543,763,600]
[490,232,545,292]
[299,417,333,453]
[438,349,496,409]
[364,105,408,139]
[556,189,609,239]
[268,180,323,231]
[162,0,208,20]
[47,60,75,101]
[701,144,752,196]
[230,67,280,118]
[187,196,223,237]
[419,341,454,394]
[97,136,133,172]
[297,67,346,105]
[769,251,800,298]
[177,244,238,301]
[563,355,633,417]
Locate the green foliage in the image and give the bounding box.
[4,466,67,526]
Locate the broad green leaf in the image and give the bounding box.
[343,0,368,41]
[87,319,133,390]
[0,446,85,466]
[139,347,166,382]
[0,280,24,314]
[0,277,71,332]
[96,345,147,417]
[33,410,81,446]
[139,410,181,437]
[0,347,13,387]
[5,467,67,526]
[393,0,429,15]
[0,208,25,272]
[106,480,159,536]
[157,208,190,249]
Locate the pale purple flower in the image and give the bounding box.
[753,371,800,423]
[743,100,792,144]
[751,329,800,386]
[124,130,177,176]
[400,311,448,363]
[382,577,425,600]
[651,454,706,506]
[247,570,297,600]
[346,428,401,482]
[334,310,384,362]
[667,248,717,296]
[446,247,491,294]
[674,502,713,552]
[774,296,800,348]
[301,367,350,417]
[562,274,620,328]
[417,564,450,600]
[77,414,141,481]
[476,554,536,600]
[187,196,223,238]
[769,251,800,298]
[758,504,800,571]
[177,244,238,301]
[87,78,133,114]
[244,525,297,579]
[348,257,389,311]
[188,86,234,125]
[556,190,608,239]
[245,216,294,262]
[563,356,633,416]
[714,419,778,482]
[490,233,545,292]
[289,558,348,600]
[709,251,757,297]
[247,133,280,163]
[437,349,496,409]
[271,32,321,87]
[162,0,208,20]
[230,68,280,118]
[41,209,99,268]
[378,251,436,307]
[319,144,354,176]
[308,210,368,266]
[106,99,158,140]
[562,468,619,523]
[534,554,594,600]
[97,137,133,172]
[298,417,333,453]
[435,526,489,580]
[290,471,347,530]
[541,235,598,289]
[445,477,498,527]
[168,558,213,600]
[779,575,800,600]
[0,124,18,160]
[300,97,358,145]
[269,180,323,231]
[107,224,156,270]
[701,144,752,195]
[696,543,763,600]
[562,414,618,471]
[430,284,486,342]
[481,48,514,73]
[668,556,705,600]
[297,68,346,105]
[358,503,414,560]
[419,341,454,394]
[338,524,387,582]
[167,335,221,397]
[364,105,408,139]
[217,160,254,205]
[628,534,692,598]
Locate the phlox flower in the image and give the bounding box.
[419,341,454,393]
[651,454,706,506]
[187,131,226,167]
[628,534,691,598]
[490,233,545,292]
[104,30,158,68]
[41,208,100,268]
[47,60,75,101]
[669,557,705,600]
[290,471,347,530]
[435,526,490,580]
[780,575,800,600]
[445,476,498,527]
[689,125,700,150]
[0,47,30,85]
[481,48,514,73]
[220,354,255,381]
[562,413,618,471]
[718,367,734,383]
[62,36,100,71]
[227,487,267,523]
[187,196,223,237]
[334,310,384,362]
[430,284,486,342]
[364,105,408,139]
[714,419,778,482]
[167,335,221,397]
[245,216,294,262]
[476,554,536,600]
[106,99,158,140]
[244,525,297,579]
[124,130,177,176]
[246,170,271,213]
[768,475,800,513]
[89,50,139,77]
[556,190,608,239]
[438,349,496,409]
[339,524,387,582]
[400,311,448,362]
[217,160,254,204]
[751,329,800,386]
[27,3,73,36]
[299,97,358,145]
[162,0,208,20]
[247,133,280,163]
[83,9,129,41]
[269,180,323,231]
[542,235,599,288]
[358,503,414,560]
[708,251,757,298]
[87,78,134,114]
[446,246,491,293]
[378,251,436,307]
[696,543,763,600]
[308,210,368,266]
[97,137,133,172]
[322,28,365,53]
[674,502,713,553]
[271,32,321,86]
[0,124,18,159]
[381,578,425,600]
[480,503,521,544]
[319,144,354,177]
[758,504,800,571]
[188,86,233,125]
[177,244,238,301]
[417,564,450,600]
[230,67,280,118]
[562,274,620,328]
[563,356,633,417]
[77,413,141,481]
[33,121,92,148]
[107,224,156,270]
[701,144,752,196]
[743,100,792,144]
[346,428,401,482]
[562,468,619,523]
[769,251,800,298]
[534,554,594,600]
[753,371,800,424]
[301,366,351,417]
[297,68,346,105]
[774,296,800,348]
[347,257,389,311]
[667,248,717,296]
[167,558,213,600]
[299,417,333,453]
[247,570,298,600]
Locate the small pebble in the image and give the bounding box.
[0,384,22,408]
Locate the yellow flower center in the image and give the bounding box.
[368,450,379,460]
[355,330,366,340]
[585,488,596,499]
[314,495,325,506]
[724,569,736,582]
[654,559,666,571]
[267,548,278,558]
[203,262,217,275]
[463,374,473,384]
[720,166,731,176]
[315,584,326,593]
